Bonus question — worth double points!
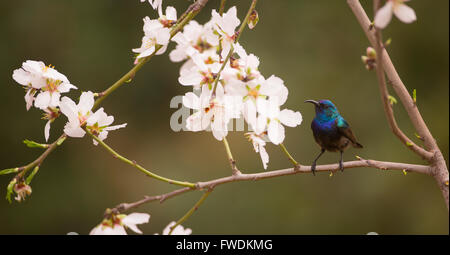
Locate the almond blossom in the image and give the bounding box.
[374,0,417,29]
[133,16,171,61]
[12,60,77,110]
[59,91,126,143]
[211,7,241,58]
[183,84,241,141]
[170,20,218,62]
[255,98,303,145]
[178,52,221,89]
[223,42,261,83]
[161,221,192,235]
[158,6,177,28]
[90,212,150,235]
[86,108,127,145]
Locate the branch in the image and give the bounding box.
[168,190,211,235]
[15,135,67,179]
[86,130,195,188]
[114,159,430,213]
[347,0,449,210]
[347,0,434,160]
[4,2,209,186]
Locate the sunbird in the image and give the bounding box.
[305,99,363,175]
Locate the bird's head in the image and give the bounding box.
[304,99,340,120]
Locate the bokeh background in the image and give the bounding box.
[0,0,448,235]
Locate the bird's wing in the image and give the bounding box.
[336,118,363,148]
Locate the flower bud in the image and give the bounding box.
[366,47,376,59]
[248,10,259,29]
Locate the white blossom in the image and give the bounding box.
[170,20,219,62]
[211,6,240,58]
[255,98,302,145]
[374,0,417,29]
[60,91,126,144]
[183,84,241,140]
[133,16,171,60]
[12,60,77,110]
[178,52,221,89]
[161,221,192,235]
[90,212,150,235]
[86,108,127,145]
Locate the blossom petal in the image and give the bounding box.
[60,96,78,123]
[122,213,150,234]
[64,121,86,138]
[165,6,177,21]
[24,89,35,111]
[268,120,285,145]
[50,92,61,108]
[374,1,393,29]
[44,120,51,142]
[104,123,127,131]
[259,144,269,170]
[279,109,302,127]
[394,3,416,24]
[34,91,51,110]
[78,91,94,116]
[12,68,32,86]
[58,83,77,93]
[182,92,201,110]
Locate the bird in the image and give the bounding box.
[304,99,363,175]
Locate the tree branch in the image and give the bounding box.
[114,159,430,213]
[347,0,449,210]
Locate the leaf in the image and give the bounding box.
[406,141,413,147]
[403,169,408,176]
[26,166,40,185]
[23,139,49,149]
[388,95,397,105]
[413,89,417,103]
[6,179,17,204]
[0,168,18,176]
[384,38,392,47]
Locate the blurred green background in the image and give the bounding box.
[0,0,448,235]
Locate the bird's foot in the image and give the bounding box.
[339,161,344,172]
[311,163,316,176]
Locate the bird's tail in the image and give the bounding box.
[353,142,363,148]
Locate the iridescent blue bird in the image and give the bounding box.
[305,99,363,175]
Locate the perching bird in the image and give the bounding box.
[305,99,363,175]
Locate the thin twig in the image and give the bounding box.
[279,143,299,168]
[86,130,195,188]
[168,190,212,235]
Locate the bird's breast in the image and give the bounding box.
[311,118,349,152]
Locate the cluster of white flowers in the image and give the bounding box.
[12,61,126,144]
[171,7,302,169]
[133,1,175,63]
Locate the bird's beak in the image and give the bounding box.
[304,100,319,107]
